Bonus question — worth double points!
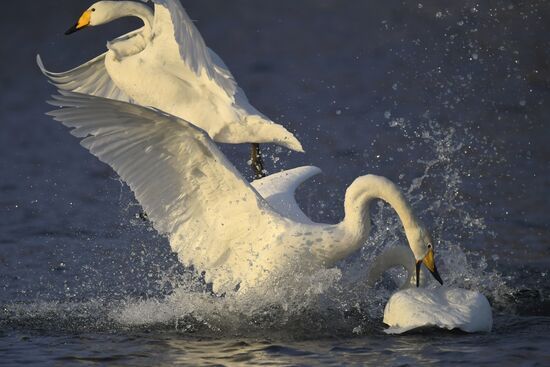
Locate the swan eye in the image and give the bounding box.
[91,8,96,12]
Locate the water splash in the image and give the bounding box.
[0,114,517,336]
[380,116,514,309]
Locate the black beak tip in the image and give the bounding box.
[431,265,444,285]
[418,261,444,286]
[65,24,79,35]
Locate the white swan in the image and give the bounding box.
[368,246,492,334]
[46,91,443,295]
[38,0,303,176]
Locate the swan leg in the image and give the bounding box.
[251,143,266,179]
[139,211,149,221]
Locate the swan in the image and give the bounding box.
[46,91,443,295]
[367,246,493,334]
[37,0,303,178]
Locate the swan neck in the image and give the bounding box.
[310,175,419,267]
[106,2,154,37]
[366,246,415,289]
[343,175,418,249]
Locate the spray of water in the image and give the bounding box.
[0,115,515,336]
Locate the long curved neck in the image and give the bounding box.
[103,1,154,38]
[366,246,415,289]
[344,175,417,238]
[319,175,419,264]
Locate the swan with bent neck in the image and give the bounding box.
[367,246,492,334]
[38,0,303,178]
[47,91,444,295]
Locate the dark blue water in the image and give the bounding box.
[1,0,549,365]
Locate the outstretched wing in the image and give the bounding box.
[47,91,286,291]
[150,0,237,96]
[251,166,322,224]
[37,54,131,102]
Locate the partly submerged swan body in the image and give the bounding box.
[47,91,442,295]
[368,246,492,334]
[38,0,302,152]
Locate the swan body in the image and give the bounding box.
[47,91,440,295]
[38,0,302,151]
[368,246,493,334]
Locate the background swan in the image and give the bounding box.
[46,91,442,295]
[38,0,303,177]
[368,246,493,334]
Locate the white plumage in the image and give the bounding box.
[251,166,321,224]
[368,246,493,334]
[38,0,302,151]
[47,91,440,296]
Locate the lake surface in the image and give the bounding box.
[1,0,549,365]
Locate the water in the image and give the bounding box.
[1,0,549,365]
[2,317,549,366]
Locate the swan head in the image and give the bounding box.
[65,1,121,35]
[407,225,443,287]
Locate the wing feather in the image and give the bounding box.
[150,0,237,96]
[251,167,322,223]
[37,54,131,102]
[47,91,285,291]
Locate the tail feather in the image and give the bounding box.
[247,116,304,152]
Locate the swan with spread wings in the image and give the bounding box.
[38,0,303,177]
[47,91,443,295]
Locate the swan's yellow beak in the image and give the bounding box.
[415,248,443,286]
[65,10,92,35]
